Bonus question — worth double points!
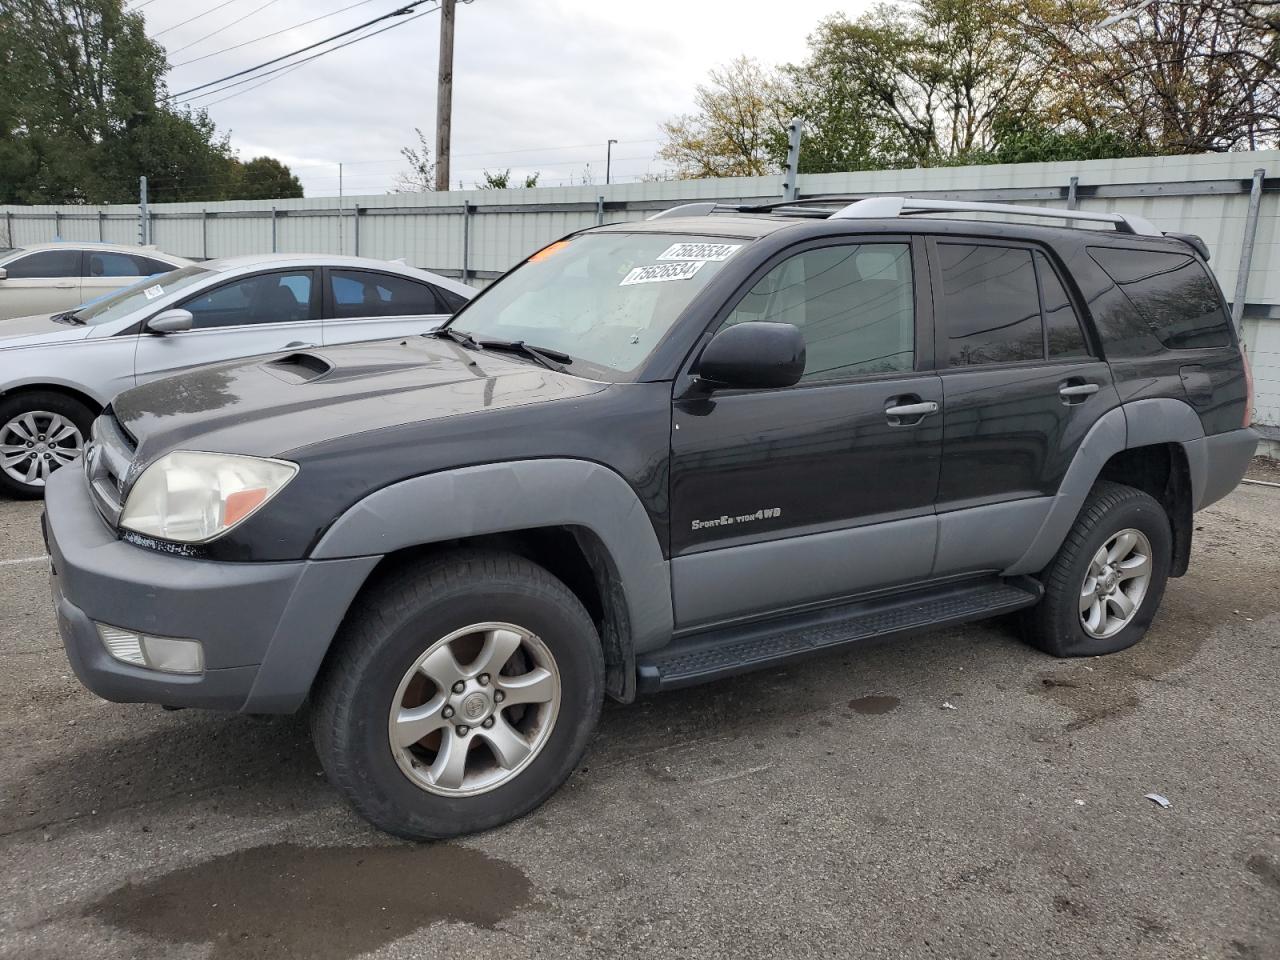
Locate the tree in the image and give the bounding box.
[228,156,303,200]
[658,57,788,178]
[475,168,540,189]
[393,127,435,192]
[1019,0,1280,152]
[0,0,298,204]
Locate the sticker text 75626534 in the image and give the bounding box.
[619,261,705,286]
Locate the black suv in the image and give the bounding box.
[44,197,1258,838]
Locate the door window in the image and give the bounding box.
[938,243,1044,366]
[3,249,82,279]
[330,269,444,318]
[86,250,173,278]
[179,271,316,329]
[1036,252,1089,359]
[719,242,915,382]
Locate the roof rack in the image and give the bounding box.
[648,195,1160,236]
[830,197,1160,236]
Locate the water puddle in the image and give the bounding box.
[848,695,900,715]
[85,842,531,959]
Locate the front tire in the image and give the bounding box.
[0,391,94,499]
[311,550,604,839]
[1021,481,1172,657]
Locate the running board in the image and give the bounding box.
[636,578,1042,693]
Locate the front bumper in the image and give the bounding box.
[44,466,379,713]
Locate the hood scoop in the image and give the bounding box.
[263,352,333,384]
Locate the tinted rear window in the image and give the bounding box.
[1088,248,1231,349]
[938,243,1044,365]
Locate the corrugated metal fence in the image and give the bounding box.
[3,151,1278,438]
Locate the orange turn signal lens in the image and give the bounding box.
[223,487,270,528]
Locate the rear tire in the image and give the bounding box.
[0,391,94,499]
[1020,481,1172,657]
[311,550,604,839]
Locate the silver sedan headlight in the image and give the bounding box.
[120,451,298,543]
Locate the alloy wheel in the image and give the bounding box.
[0,411,84,488]
[1079,528,1153,639]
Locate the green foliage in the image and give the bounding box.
[393,127,435,193]
[474,169,539,189]
[0,0,300,203]
[231,156,304,200]
[660,0,1279,178]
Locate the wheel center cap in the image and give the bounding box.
[460,691,491,722]
[1101,569,1119,593]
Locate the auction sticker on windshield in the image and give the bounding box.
[619,261,705,286]
[143,284,164,300]
[657,242,741,262]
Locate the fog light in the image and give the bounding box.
[95,623,204,674]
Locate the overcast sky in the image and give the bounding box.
[152,0,872,196]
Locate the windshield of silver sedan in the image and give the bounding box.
[445,233,744,379]
[73,264,212,325]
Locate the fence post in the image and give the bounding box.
[53,209,61,240]
[98,208,105,241]
[4,210,11,247]
[271,206,278,253]
[139,176,149,245]
[597,195,605,225]
[1231,168,1266,336]
[461,201,473,284]
[1066,176,1079,209]
[782,118,804,201]
[353,206,361,256]
[201,209,208,260]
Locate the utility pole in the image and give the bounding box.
[138,175,149,245]
[606,139,617,185]
[434,0,456,192]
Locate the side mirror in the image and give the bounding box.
[696,321,806,390]
[146,309,193,335]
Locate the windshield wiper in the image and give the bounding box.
[51,311,85,326]
[430,326,480,350]
[475,338,572,372]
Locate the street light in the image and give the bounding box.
[606,139,618,185]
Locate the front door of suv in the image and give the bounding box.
[927,238,1119,576]
[669,237,943,629]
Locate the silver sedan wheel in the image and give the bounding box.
[388,622,561,798]
[1080,528,1153,640]
[0,411,84,488]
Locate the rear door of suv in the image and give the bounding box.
[927,237,1119,576]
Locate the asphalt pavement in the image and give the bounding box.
[0,477,1277,960]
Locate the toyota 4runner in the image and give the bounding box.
[43,196,1258,838]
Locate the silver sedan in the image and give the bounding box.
[0,253,473,497]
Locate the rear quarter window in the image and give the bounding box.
[1088,247,1231,349]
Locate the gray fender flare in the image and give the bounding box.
[312,459,674,654]
[1004,398,1205,576]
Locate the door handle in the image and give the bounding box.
[284,341,316,349]
[1058,382,1099,402]
[885,401,939,417]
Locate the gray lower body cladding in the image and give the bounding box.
[43,466,378,713]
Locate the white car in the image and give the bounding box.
[0,254,473,497]
[0,243,192,321]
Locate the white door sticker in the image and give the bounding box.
[142,284,164,300]
[619,261,705,286]
[657,242,741,262]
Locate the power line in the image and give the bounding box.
[167,0,286,56]
[153,0,245,37]
[179,6,437,105]
[168,0,381,69]
[168,1,433,100]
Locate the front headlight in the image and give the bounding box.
[120,451,298,543]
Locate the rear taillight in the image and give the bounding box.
[1242,343,1255,428]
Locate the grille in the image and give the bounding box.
[84,411,135,528]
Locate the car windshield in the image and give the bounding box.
[73,264,213,325]
[447,232,746,379]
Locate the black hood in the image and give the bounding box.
[113,336,606,466]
